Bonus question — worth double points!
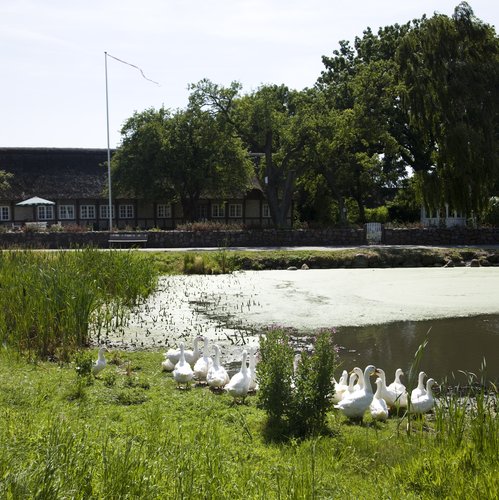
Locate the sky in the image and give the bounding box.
[1,0,498,149]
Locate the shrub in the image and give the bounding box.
[290,329,336,437]
[257,327,337,438]
[257,327,295,427]
[365,206,389,223]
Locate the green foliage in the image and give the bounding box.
[364,205,389,223]
[258,328,336,438]
[257,328,295,427]
[290,330,336,437]
[398,3,499,214]
[0,348,497,499]
[0,249,158,360]
[112,104,253,222]
[483,196,499,226]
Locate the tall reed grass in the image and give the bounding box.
[0,249,158,359]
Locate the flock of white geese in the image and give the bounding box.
[93,336,436,419]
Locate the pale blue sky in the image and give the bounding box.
[1,0,497,149]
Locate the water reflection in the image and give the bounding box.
[334,315,499,384]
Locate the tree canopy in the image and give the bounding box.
[111,104,253,221]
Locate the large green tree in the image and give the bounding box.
[112,105,253,221]
[397,2,499,215]
[190,80,316,227]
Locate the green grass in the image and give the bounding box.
[0,249,158,359]
[0,349,497,499]
[147,246,499,275]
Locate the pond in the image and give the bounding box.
[100,268,499,383]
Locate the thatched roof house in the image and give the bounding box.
[0,147,109,200]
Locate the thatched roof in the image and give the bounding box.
[0,147,112,200]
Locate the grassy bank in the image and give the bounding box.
[148,246,499,275]
[0,348,497,499]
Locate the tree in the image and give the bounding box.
[0,170,13,194]
[316,25,413,222]
[190,80,316,227]
[397,2,499,216]
[112,105,253,221]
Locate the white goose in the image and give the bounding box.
[92,347,107,377]
[193,337,213,382]
[332,370,349,403]
[161,355,175,372]
[166,337,201,367]
[225,350,251,404]
[374,368,396,406]
[387,368,408,408]
[173,342,194,389]
[334,365,376,421]
[207,344,230,390]
[411,371,427,401]
[351,366,365,392]
[248,347,258,392]
[343,372,359,400]
[411,378,436,415]
[370,378,389,421]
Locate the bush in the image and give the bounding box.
[365,206,389,223]
[290,330,336,436]
[257,327,295,427]
[257,327,336,438]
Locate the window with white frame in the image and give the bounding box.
[100,204,115,220]
[80,205,96,219]
[119,204,134,219]
[211,203,225,218]
[262,203,271,218]
[37,205,54,220]
[0,206,10,221]
[228,203,242,218]
[58,205,75,220]
[157,203,172,218]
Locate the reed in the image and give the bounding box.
[0,248,158,359]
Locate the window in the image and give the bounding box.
[262,203,271,218]
[100,204,115,219]
[119,204,134,219]
[211,203,225,218]
[0,206,10,221]
[58,205,75,220]
[157,203,172,218]
[228,203,242,218]
[37,205,54,220]
[80,205,96,219]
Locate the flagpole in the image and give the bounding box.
[105,51,113,232]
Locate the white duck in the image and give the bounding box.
[343,372,359,400]
[207,344,230,390]
[92,347,107,377]
[411,378,436,415]
[161,354,175,372]
[332,370,349,403]
[411,371,427,401]
[173,342,194,389]
[375,368,407,409]
[225,350,251,404]
[334,365,376,421]
[387,368,408,408]
[193,337,213,382]
[370,378,389,421]
[351,366,365,392]
[248,347,258,392]
[166,337,201,367]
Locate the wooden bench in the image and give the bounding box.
[108,232,149,248]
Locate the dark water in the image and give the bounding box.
[333,315,499,385]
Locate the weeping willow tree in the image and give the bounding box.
[398,2,499,218]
